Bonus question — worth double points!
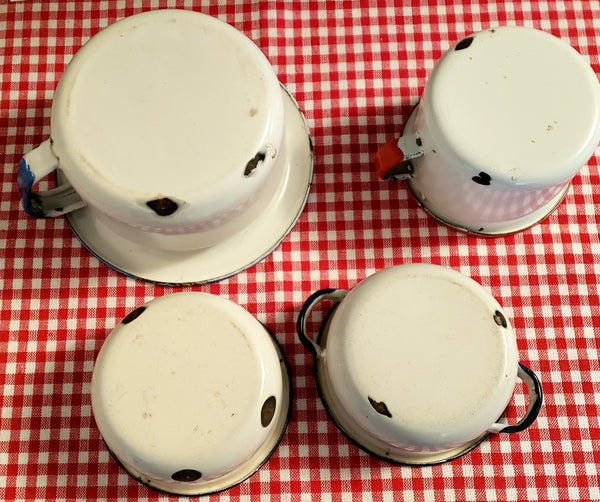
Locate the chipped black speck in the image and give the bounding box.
[472,172,491,185]
[368,397,392,418]
[455,37,474,51]
[244,151,266,176]
[261,396,277,427]
[146,197,178,216]
[121,306,147,324]
[171,469,202,482]
[493,310,508,328]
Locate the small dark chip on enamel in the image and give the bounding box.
[368,397,392,418]
[261,396,277,427]
[146,197,178,216]
[244,151,266,176]
[455,37,474,50]
[493,310,508,328]
[121,306,146,324]
[171,469,202,482]
[472,172,491,185]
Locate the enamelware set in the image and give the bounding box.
[17,9,600,496]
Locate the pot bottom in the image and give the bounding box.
[100,325,292,496]
[314,311,489,466]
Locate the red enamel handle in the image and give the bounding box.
[374,138,406,179]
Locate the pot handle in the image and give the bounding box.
[488,363,543,434]
[296,288,348,357]
[373,133,424,180]
[17,139,86,218]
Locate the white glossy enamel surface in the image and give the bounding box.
[427,27,600,183]
[404,26,600,234]
[59,85,313,285]
[51,9,284,244]
[322,264,519,452]
[91,292,285,492]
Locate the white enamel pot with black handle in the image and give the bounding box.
[297,264,542,465]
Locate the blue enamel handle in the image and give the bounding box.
[18,139,85,218]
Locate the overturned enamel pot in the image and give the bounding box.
[18,9,313,284]
[375,26,600,235]
[92,292,291,495]
[297,264,542,465]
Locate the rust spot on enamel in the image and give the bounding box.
[146,197,178,216]
[368,397,392,418]
[244,151,266,176]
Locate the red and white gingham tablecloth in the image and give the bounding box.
[1,1,599,501]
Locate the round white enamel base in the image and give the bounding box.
[52,9,286,237]
[111,339,291,496]
[301,264,524,464]
[315,309,489,466]
[402,106,570,236]
[60,86,313,284]
[92,292,292,496]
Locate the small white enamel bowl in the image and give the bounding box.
[375,26,600,235]
[18,9,298,251]
[297,264,542,465]
[91,292,291,496]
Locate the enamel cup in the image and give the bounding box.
[18,10,291,251]
[92,292,291,495]
[297,264,542,465]
[374,26,600,235]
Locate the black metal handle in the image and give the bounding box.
[494,363,543,434]
[296,288,347,357]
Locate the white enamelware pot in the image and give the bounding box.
[92,292,291,496]
[17,9,294,251]
[297,264,542,465]
[374,26,600,235]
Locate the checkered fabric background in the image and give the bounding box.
[1,1,599,500]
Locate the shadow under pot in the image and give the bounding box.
[91,292,291,496]
[297,263,542,465]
